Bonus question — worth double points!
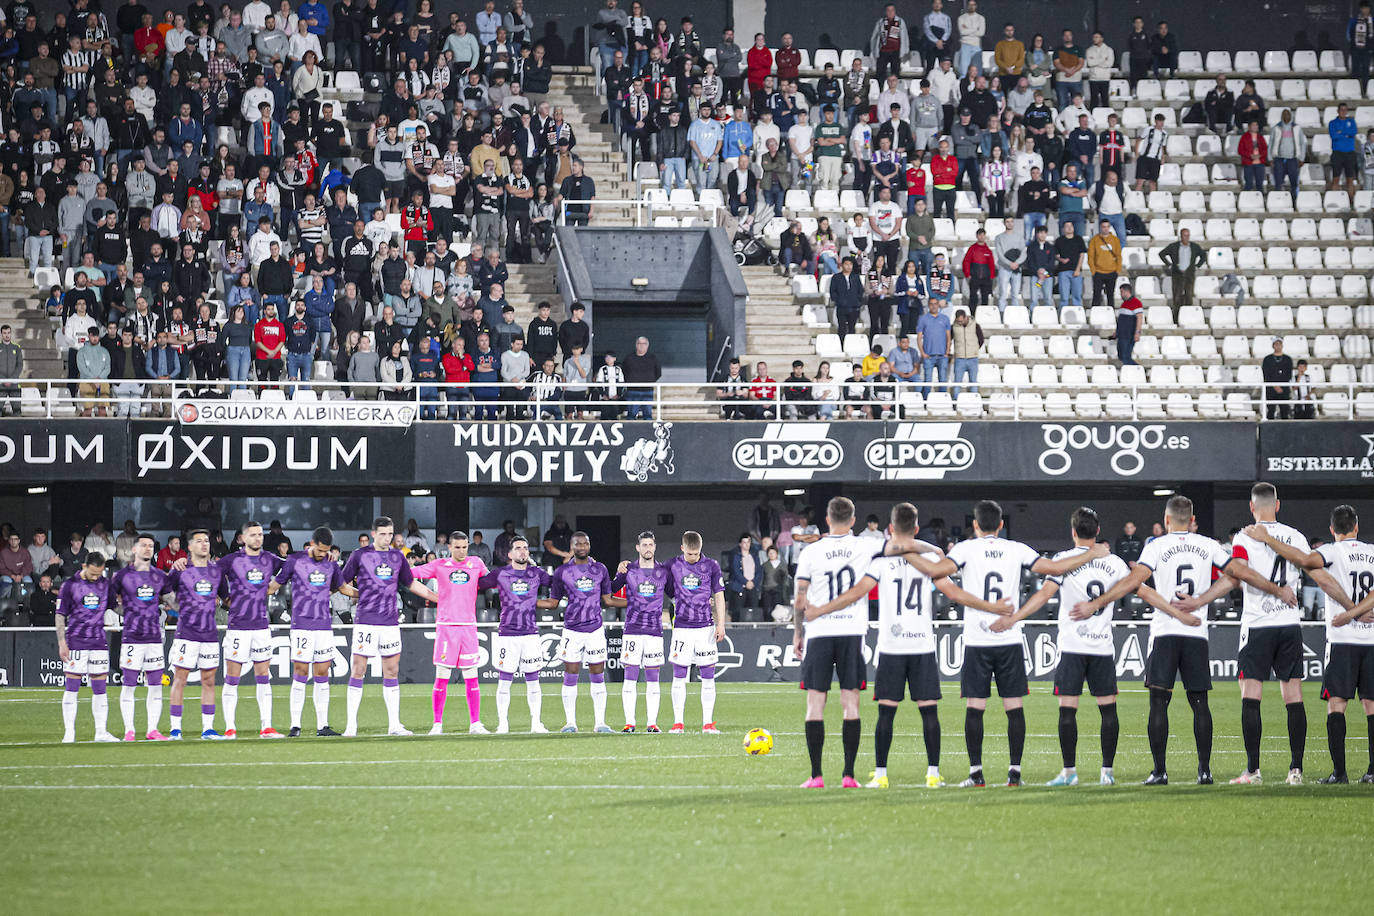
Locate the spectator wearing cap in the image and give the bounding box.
[1087,219,1123,310]
[1115,283,1143,365]
[1262,337,1293,420]
[950,308,982,397]
[915,298,951,396]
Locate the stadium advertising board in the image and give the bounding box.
[1258,422,1374,482]
[172,398,416,427]
[0,623,1325,687]
[415,421,1256,484]
[0,419,127,480]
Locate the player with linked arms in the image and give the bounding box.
[411,532,491,735]
[477,535,558,734]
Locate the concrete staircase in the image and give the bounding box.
[542,67,636,227]
[0,257,61,381]
[738,266,825,377]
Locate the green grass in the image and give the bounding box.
[0,681,1369,914]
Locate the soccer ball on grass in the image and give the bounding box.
[743,728,774,756]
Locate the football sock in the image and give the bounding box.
[699,665,717,723]
[621,664,639,724]
[671,665,689,723]
[222,675,240,731]
[841,717,861,779]
[255,675,273,729]
[432,678,449,725]
[1241,697,1263,773]
[525,672,543,723]
[1058,706,1078,769]
[1367,714,1374,770]
[463,671,482,725]
[874,704,897,769]
[201,700,216,732]
[1328,712,1347,778]
[382,678,401,729]
[589,672,607,727]
[312,677,330,727]
[644,666,661,727]
[62,677,80,736]
[1006,707,1026,768]
[1187,690,1212,772]
[345,677,363,731]
[145,682,162,731]
[496,672,513,726]
[120,670,139,733]
[170,703,183,733]
[561,671,579,726]
[919,704,941,766]
[1100,703,1119,769]
[90,679,108,734]
[964,707,984,769]
[1286,701,1306,771]
[1147,688,1171,774]
[290,674,308,729]
[805,719,825,779]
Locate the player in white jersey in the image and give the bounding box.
[1174,483,1306,785]
[997,508,1131,787]
[793,496,880,789]
[900,500,1108,787]
[1241,504,1370,784]
[1077,495,1269,785]
[808,502,1010,789]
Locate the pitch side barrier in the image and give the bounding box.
[0,622,1328,688]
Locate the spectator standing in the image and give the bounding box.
[813,106,845,191]
[347,335,380,399]
[830,256,865,338]
[927,252,953,308]
[1094,170,1127,241]
[1052,29,1084,109]
[1134,113,1168,192]
[949,307,982,396]
[915,300,951,395]
[929,138,958,218]
[745,33,772,97]
[621,336,660,419]
[75,328,110,416]
[993,216,1024,311]
[955,1,985,78]
[981,145,1010,216]
[1114,522,1143,565]
[870,5,910,81]
[1269,109,1306,202]
[904,198,936,278]
[961,228,996,308]
[1053,220,1087,310]
[993,24,1025,93]
[869,186,903,271]
[921,0,953,73]
[1017,164,1051,240]
[0,325,22,415]
[1125,17,1151,89]
[1084,32,1113,110]
[1238,121,1268,191]
[252,303,285,383]
[1292,360,1316,419]
[1159,228,1206,321]
[1262,337,1293,420]
[1351,1,1374,93]
[893,261,926,337]
[594,0,629,73]
[1087,220,1123,310]
[1328,102,1360,195]
[144,330,181,416]
[1115,283,1142,365]
[1066,113,1098,187]
[716,28,744,106]
[1057,162,1088,237]
[865,256,893,340]
[687,105,722,192]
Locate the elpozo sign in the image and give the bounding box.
[174,398,415,427]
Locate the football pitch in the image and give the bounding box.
[0,681,1368,914]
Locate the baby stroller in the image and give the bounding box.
[726,209,777,266]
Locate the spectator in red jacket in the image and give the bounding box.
[401,190,434,258]
[746,33,773,94]
[961,228,997,307]
[748,359,778,419]
[904,153,927,213]
[252,302,286,383]
[155,536,187,572]
[774,33,801,82]
[1238,121,1269,191]
[441,337,475,419]
[929,139,959,219]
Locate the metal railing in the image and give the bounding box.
[556,198,727,227]
[5,377,1371,422]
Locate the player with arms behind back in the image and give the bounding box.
[166,530,229,740]
[996,508,1131,786]
[1243,504,1369,784]
[906,500,1108,787]
[56,552,119,743]
[478,535,557,734]
[666,530,727,734]
[551,532,616,733]
[609,531,673,733]
[340,516,439,737]
[808,502,1011,789]
[272,527,355,737]
[215,521,286,739]
[110,534,170,741]
[1174,483,1305,784]
[412,531,491,735]
[793,496,877,789]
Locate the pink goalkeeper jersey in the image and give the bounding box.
[412,556,489,625]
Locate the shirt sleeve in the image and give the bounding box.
[1231,539,1249,562]
[396,559,414,588]
[710,559,725,595]
[341,551,360,583]
[477,568,502,589]
[1016,540,1041,570]
[56,580,71,615]
[274,555,295,585]
[610,572,627,591]
[597,564,612,595]
[794,548,812,583]
[946,541,968,570]
[1211,541,1235,571]
[549,570,566,601]
[411,561,436,579]
[1136,539,1161,572]
[164,569,181,594]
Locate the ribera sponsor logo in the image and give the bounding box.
[864,422,975,480]
[1263,431,1374,477]
[731,423,844,480]
[1037,423,1192,477]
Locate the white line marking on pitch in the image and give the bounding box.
[0,753,731,771]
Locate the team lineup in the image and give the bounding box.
[51,488,1374,790]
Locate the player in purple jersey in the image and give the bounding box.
[340,516,438,737]
[551,532,616,733]
[477,536,559,733]
[270,527,355,737]
[217,521,286,739]
[609,531,674,733]
[166,530,230,740]
[56,552,119,743]
[110,534,171,741]
[666,530,727,734]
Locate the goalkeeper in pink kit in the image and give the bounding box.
[412,531,490,735]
